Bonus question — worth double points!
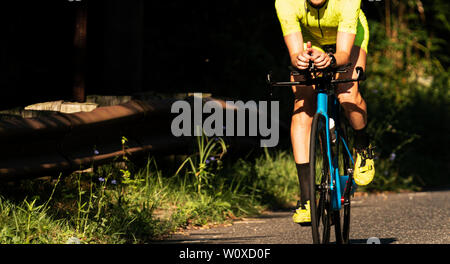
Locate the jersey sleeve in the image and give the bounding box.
[275,0,302,36]
[337,0,361,34]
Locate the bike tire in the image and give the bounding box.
[309,114,332,244]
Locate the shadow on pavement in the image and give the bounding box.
[151,235,271,244]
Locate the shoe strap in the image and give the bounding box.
[357,146,376,166]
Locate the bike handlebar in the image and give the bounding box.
[267,65,366,87]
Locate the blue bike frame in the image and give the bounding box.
[267,64,366,214]
[315,91,356,210]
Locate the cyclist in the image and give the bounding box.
[275,0,375,225]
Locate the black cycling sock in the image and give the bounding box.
[354,126,370,151]
[296,163,311,209]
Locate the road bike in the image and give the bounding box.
[267,62,366,244]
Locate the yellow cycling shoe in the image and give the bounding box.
[354,146,376,186]
[293,200,311,226]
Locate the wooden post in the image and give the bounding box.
[73,1,88,102]
[385,0,391,39]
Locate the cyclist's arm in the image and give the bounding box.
[334,31,356,66]
[275,0,311,70]
[284,32,312,70]
[334,0,360,66]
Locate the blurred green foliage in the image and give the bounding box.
[360,0,449,190]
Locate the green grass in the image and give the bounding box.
[0,136,299,244]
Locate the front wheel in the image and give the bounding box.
[309,114,332,244]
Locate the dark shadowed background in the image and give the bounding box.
[0,0,448,188]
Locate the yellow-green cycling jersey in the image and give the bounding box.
[275,0,369,53]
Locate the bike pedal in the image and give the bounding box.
[298,222,312,227]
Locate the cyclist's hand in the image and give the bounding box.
[313,52,332,69]
[294,51,312,70]
[293,41,313,70]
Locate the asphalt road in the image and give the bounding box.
[165,190,450,244]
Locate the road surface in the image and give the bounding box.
[165,190,450,244]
